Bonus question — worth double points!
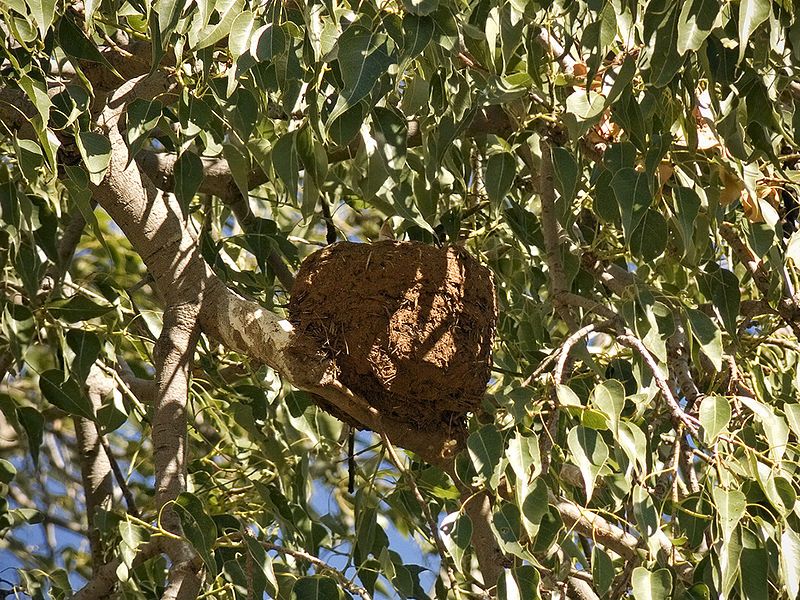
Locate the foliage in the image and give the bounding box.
[1,0,800,598]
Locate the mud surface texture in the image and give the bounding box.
[288,241,496,430]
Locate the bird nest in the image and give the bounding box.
[288,241,497,430]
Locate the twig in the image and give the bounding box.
[554,322,602,385]
[96,427,140,518]
[220,534,372,600]
[719,221,800,339]
[617,335,701,435]
[559,292,620,322]
[379,430,461,597]
[73,542,159,600]
[320,197,337,245]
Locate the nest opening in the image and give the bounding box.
[288,241,497,430]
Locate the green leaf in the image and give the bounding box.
[467,424,504,480]
[719,526,743,598]
[193,0,245,50]
[39,369,95,421]
[737,0,770,63]
[785,404,800,439]
[686,308,723,371]
[739,531,768,600]
[617,421,648,475]
[633,484,659,543]
[592,546,614,596]
[174,492,218,577]
[17,75,50,126]
[16,406,44,467]
[610,168,652,242]
[155,0,183,48]
[228,11,255,59]
[26,0,57,38]
[506,431,540,484]
[441,512,472,574]
[738,396,789,462]
[57,16,120,77]
[485,152,516,208]
[498,566,541,600]
[244,535,279,597]
[591,379,625,433]
[551,147,579,207]
[401,15,434,60]
[672,186,701,259]
[124,99,163,163]
[371,107,407,172]
[556,384,582,407]
[646,4,684,87]
[328,102,365,145]
[76,132,112,186]
[780,526,800,600]
[756,462,795,516]
[699,395,730,443]
[296,127,328,187]
[222,143,250,199]
[66,329,101,385]
[118,520,146,569]
[333,26,393,117]
[564,90,605,138]
[632,567,673,600]
[630,209,668,261]
[492,501,522,544]
[49,295,113,323]
[97,396,127,435]
[712,487,746,543]
[699,266,740,335]
[402,0,439,16]
[0,458,16,484]
[292,576,340,600]
[520,478,548,528]
[272,132,299,202]
[677,0,720,54]
[174,151,204,211]
[250,24,287,62]
[567,426,608,500]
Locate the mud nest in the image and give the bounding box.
[288,241,497,430]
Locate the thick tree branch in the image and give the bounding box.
[666,320,702,410]
[551,493,639,561]
[580,252,636,296]
[539,141,579,331]
[463,492,506,588]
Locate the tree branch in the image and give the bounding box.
[72,542,159,600]
[719,221,800,339]
[539,141,579,330]
[617,335,700,436]
[75,367,115,565]
[220,534,374,600]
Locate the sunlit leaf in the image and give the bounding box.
[632,567,673,600]
[699,395,731,443]
[567,426,608,500]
